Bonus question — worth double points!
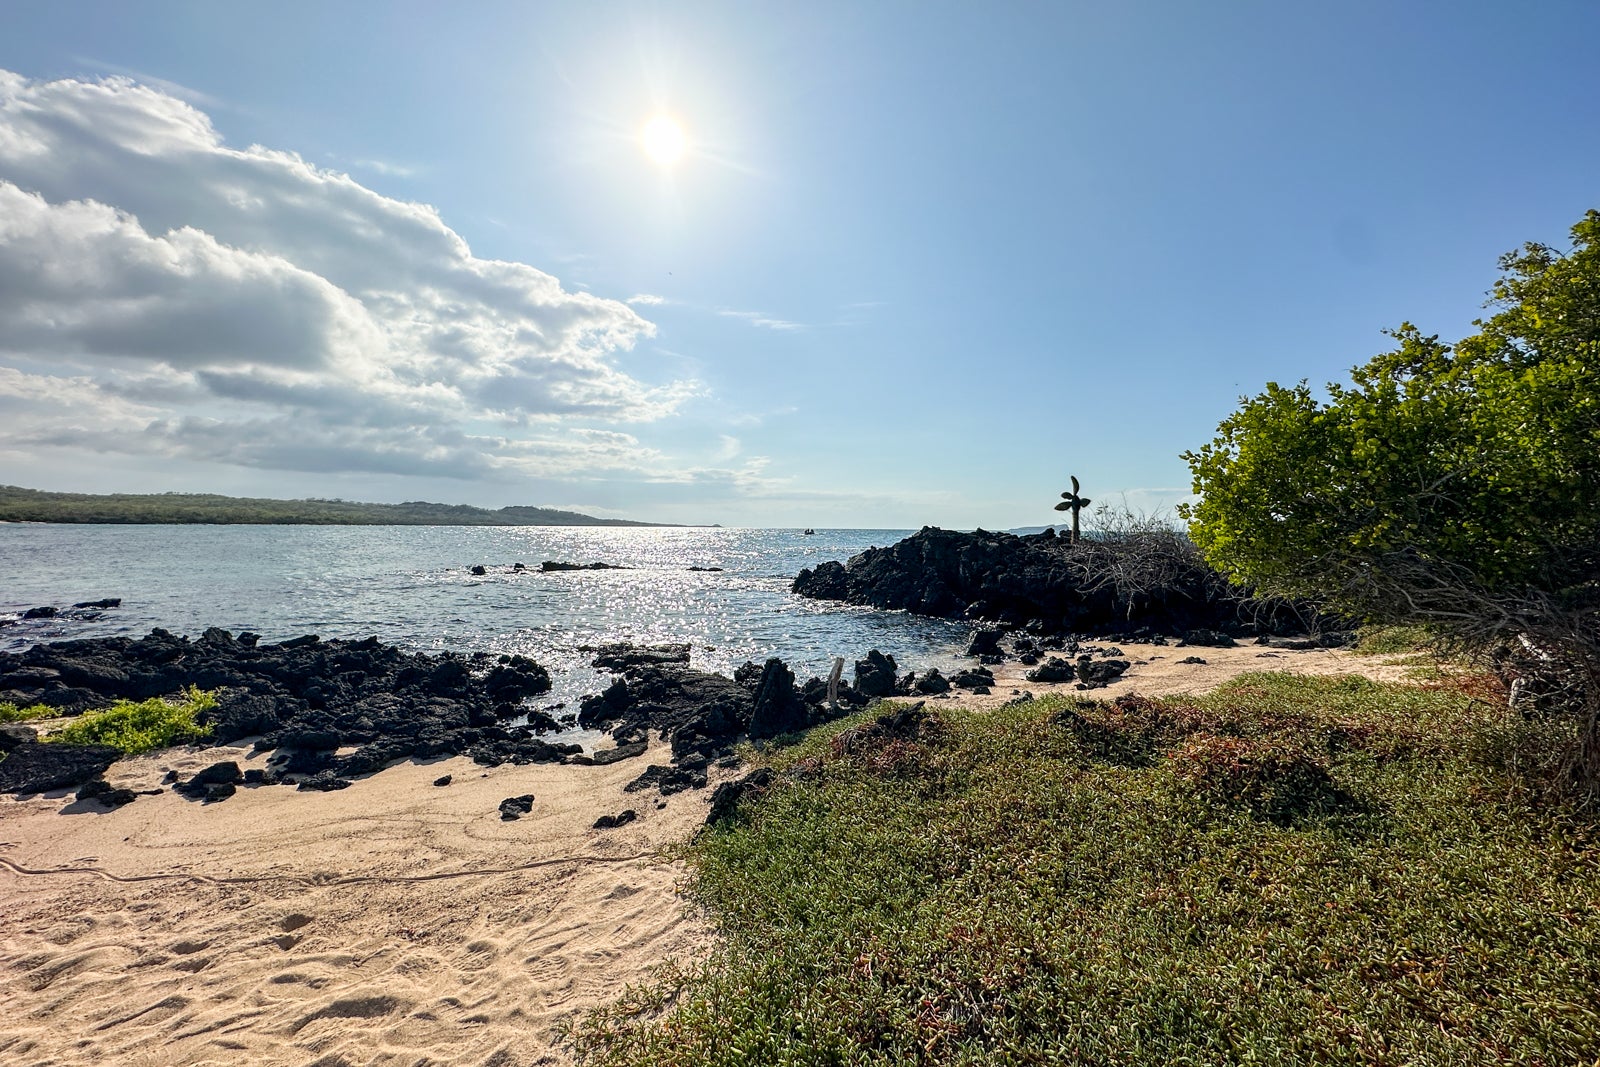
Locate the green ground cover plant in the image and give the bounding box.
[573,675,1600,1066]
[48,687,216,755]
[0,701,59,723]
[1352,625,1436,656]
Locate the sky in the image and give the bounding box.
[1,1,1597,529]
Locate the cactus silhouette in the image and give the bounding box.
[1054,475,1091,544]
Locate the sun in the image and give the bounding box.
[641,114,687,166]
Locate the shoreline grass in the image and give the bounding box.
[47,687,216,755]
[573,673,1600,1066]
[0,701,59,723]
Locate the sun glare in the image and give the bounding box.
[641,115,687,166]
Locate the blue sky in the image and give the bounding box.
[1,1,1596,528]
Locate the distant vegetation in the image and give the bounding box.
[0,485,665,526]
[576,675,1600,1065]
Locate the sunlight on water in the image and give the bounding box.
[0,525,972,706]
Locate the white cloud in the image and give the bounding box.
[626,293,667,306]
[352,158,419,178]
[0,69,695,482]
[67,56,223,109]
[717,309,804,331]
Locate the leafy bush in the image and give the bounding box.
[0,702,58,723]
[1182,209,1600,803]
[50,687,216,755]
[1182,211,1600,602]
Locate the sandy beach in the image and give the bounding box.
[1,643,1410,1066]
[1,740,718,1067]
[939,640,1419,708]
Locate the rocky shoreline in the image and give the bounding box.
[793,525,1331,638]
[0,626,946,811]
[2,527,1346,811]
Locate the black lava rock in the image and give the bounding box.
[952,667,995,690]
[748,658,806,739]
[0,743,120,794]
[296,771,353,792]
[593,809,638,830]
[0,629,558,790]
[1075,656,1131,689]
[706,767,774,826]
[590,643,691,672]
[1025,657,1076,683]
[625,762,708,796]
[1181,629,1237,648]
[175,760,243,799]
[76,778,138,806]
[591,741,648,765]
[853,649,899,698]
[964,628,1003,657]
[499,794,535,820]
[793,526,1324,636]
[0,723,39,751]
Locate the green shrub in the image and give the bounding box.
[0,701,58,723]
[1354,623,1437,655]
[573,674,1600,1066]
[50,688,216,755]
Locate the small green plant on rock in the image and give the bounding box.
[0,701,59,723]
[50,687,216,755]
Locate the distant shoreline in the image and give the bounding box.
[0,485,684,527]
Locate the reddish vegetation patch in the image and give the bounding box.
[1423,670,1511,704]
[1167,733,1346,822]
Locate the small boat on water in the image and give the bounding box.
[802,528,816,535]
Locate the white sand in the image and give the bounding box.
[929,641,1417,708]
[1,741,714,1067]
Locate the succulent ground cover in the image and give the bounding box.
[45,686,217,755]
[0,700,58,723]
[573,672,1600,1066]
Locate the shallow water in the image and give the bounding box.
[0,524,971,706]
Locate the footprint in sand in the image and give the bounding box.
[270,971,331,988]
[291,994,404,1033]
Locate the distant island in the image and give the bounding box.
[0,485,671,527]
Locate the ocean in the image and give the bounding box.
[0,524,973,708]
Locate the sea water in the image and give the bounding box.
[0,525,972,707]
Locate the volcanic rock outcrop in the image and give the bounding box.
[0,628,566,794]
[577,647,873,777]
[793,526,1311,637]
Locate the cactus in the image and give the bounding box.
[1054,475,1091,543]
